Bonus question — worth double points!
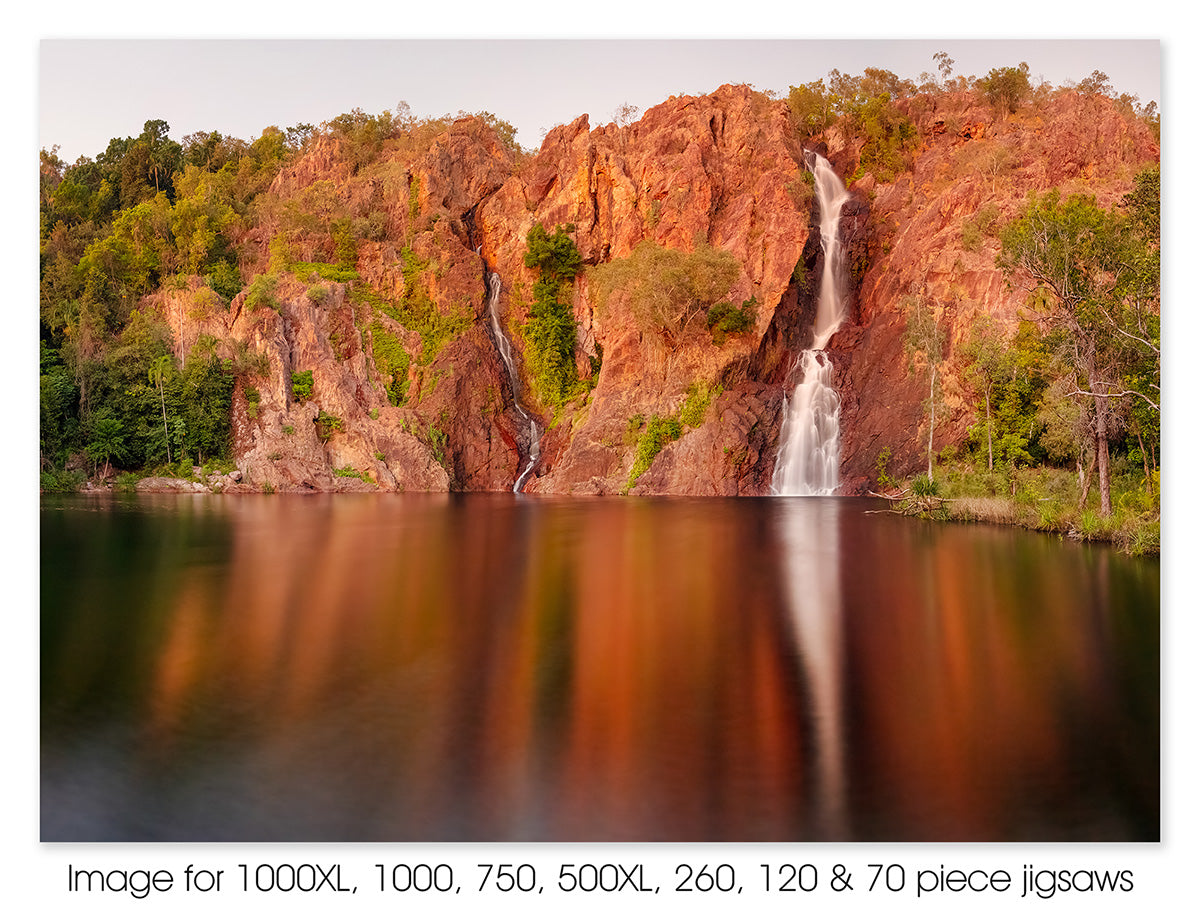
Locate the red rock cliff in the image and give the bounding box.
[167,85,1156,495]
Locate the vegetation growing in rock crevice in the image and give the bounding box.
[626,415,682,491]
[624,378,722,491]
[350,263,468,368]
[314,409,343,443]
[290,369,314,403]
[706,297,757,345]
[520,223,585,408]
[368,322,411,405]
[589,239,740,347]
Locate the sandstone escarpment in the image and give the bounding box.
[479,84,817,493]
[158,84,1157,496]
[829,90,1159,491]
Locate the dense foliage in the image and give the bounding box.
[39,118,303,478]
[903,165,1159,547]
[520,223,585,407]
[994,172,1160,517]
[787,68,919,181]
[588,239,740,346]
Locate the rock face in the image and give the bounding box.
[159,85,1157,495]
[479,84,816,494]
[830,90,1158,490]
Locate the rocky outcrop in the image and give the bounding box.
[227,278,452,493]
[479,84,815,493]
[157,85,1157,496]
[831,90,1158,490]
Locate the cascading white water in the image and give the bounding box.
[486,272,541,493]
[773,153,850,496]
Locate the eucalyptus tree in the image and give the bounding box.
[902,287,946,480]
[998,185,1159,516]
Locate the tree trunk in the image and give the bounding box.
[159,379,172,464]
[1136,428,1151,491]
[1093,387,1111,517]
[927,368,936,479]
[985,386,993,473]
[1078,451,1096,511]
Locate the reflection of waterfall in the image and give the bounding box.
[779,500,848,838]
[486,272,541,493]
[773,153,850,496]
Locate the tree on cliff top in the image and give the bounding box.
[977,64,1032,114]
[786,68,918,180]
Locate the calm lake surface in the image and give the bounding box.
[40,493,1159,841]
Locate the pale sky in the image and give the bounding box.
[39,38,1161,162]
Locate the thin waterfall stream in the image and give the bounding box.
[485,271,541,492]
[773,153,850,496]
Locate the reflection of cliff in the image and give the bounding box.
[41,496,1157,841]
[116,497,816,839]
[835,511,1158,840]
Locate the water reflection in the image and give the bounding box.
[40,494,1158,841]
[778,499,848,839]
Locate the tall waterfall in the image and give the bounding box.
[486,272,541,493]
[772,153,850,496]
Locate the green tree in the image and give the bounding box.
[522,223,584,406]
[963,314,1006,472]
[588,239,740,347]
[998,189,1158,516]
[524,222,583,282]
[787,80,836,136]
[85,415,126,478]
[40,343,78,467]
[177,339,234,464]
[977,63,1032,114]
[964,319,1050,474]
[170,165,239,275]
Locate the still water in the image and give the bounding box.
[40,494,1158,841]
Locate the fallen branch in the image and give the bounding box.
[868,487,911,500]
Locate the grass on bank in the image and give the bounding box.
[884,459,1160,556]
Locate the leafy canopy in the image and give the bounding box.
[588,239,740,342]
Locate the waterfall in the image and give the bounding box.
[772,153,850,496]
[486,271,541,493]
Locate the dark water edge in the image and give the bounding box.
[40,493,1159,842]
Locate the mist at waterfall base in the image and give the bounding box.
[41,493,1158,841]
[773,153,851,496]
